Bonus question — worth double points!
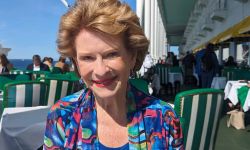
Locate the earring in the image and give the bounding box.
[79,78,84,85]
[79,78,88,89]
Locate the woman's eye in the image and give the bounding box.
[106,52,119,59]
[80,56,94,62]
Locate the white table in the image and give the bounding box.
[168,73,183,86]
[211,77,227,89]
[224,81,250,112]
[224,81,247,103]
[0,106,50,150]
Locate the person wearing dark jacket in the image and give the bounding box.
[26,55,49,71]
[201,43,219,88]
[224,56,237,67]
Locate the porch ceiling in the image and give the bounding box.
[158,0,197,46]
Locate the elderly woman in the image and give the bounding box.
[44,0,183,149]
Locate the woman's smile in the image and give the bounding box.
[92,76,117,88]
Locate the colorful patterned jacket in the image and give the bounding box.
[44,84,184,149]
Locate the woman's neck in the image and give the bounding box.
[95,95,127,126]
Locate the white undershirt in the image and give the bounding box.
[33,65,40,71]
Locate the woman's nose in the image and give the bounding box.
[93,59,109,76]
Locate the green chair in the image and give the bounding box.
[42,77,78,106]
[51,67,62,74]
[66,71,80,80]
[169,66,182,73]
[0,76,14,91]
[129,78,149,94]
[15,74,32,81]
[155,64,168,84]
[9,70,30,75]
[174,88,224,150]
[2,81,48,110]
[46,73,71,79]
[29,71,51,80]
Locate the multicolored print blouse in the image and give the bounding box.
[44,84,184,149]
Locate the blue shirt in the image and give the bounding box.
[99,142,129,150]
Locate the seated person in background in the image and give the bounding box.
[224,56,237,67]
[26,54,49,71]
[0,54,13,74]
[43,57,54,71]
[54,56,70,73]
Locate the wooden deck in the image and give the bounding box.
[215,116,250,150]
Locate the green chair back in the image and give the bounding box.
[51,67,62,74]
[129,78,149,94]
[9,70,31,75]
[2,81,48,110]
[15,74,32,81]
[30,71,50,80]
[155,64,168,84]
[0,76,14,91]
[43,77,77,106]
[174,88,224,150]
[66,71,80,80]
[232,69,250,80]
[169,66,182,73]
[46,73,71,79]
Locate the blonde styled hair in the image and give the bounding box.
[57,0,149,71]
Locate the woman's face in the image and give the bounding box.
[75,29,136,99]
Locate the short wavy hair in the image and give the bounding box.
[57,0,149,71]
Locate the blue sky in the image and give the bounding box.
[0,0,136,59]
[0,0,177,59]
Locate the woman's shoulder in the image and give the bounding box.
[47,89,87,118]
[151,98,178,118]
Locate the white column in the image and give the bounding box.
[154,0,160,59]
[144,0,151,53]
[155,5,160,60]
[150,0,155,58]
[136,0,144,27]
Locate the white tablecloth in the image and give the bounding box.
[0,106,50,150]
[211,77,227,89]
[243,89,250,112]
[224,81,247,103]
[168,73,183,86]
[224,81,250,112]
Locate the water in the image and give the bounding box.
[10,59,33,70]
[9,59,70,70]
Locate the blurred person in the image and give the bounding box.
[201,43,219,88]
[224,56,237,67]
[26,54,49,71]
[183,51,195,77]
[55,56,70,73]
[195,49,205,87]
[166,52,174,66]
[173,54,179,66]
[43,57,54,71]
[139,51,153,77]
[0,54,13,73]
[43,0,183,149]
